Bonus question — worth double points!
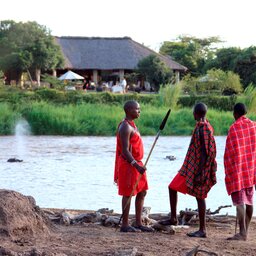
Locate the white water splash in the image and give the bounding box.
[15,119,31,159]
[15,119,31,136]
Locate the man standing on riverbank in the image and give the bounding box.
[114,100,153,232]
[224,103,256,241]
[160,102,217,238]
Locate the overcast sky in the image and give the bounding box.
[2,0,256,51]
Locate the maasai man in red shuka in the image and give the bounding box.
[114,100,153,233]
[224,103,256,241]
[159,103,217,238]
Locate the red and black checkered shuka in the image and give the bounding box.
[179,120,217,199]
[224,116,256,195]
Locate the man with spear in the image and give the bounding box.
[114,100,154,232]
[114,100,170,232]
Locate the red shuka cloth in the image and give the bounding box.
[114,119,148,196]
[178,120,217,199]
[224,116,256,195]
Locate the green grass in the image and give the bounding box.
[0,103,21,135]
[1,102,256,136]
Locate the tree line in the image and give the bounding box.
[0,20,256,92]
[160,35,256,89]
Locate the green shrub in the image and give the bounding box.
[206,69,243,95]
[41,74,65,89]
[0,103,21,134]
[0,71,4,86]
[34,88,65,103]
[181,70,243,96]
[0,87,35,105]
[79,92,157,105]
[178,95,237,111]
[158,83,181,109]
[243,84,256,113]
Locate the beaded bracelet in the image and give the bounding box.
[130,159,137,166]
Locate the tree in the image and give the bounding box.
[204,47,242,72]
[204,46,256,88]
[0,20,64,85]
[136,54,173,91]
[160,35,222,76]
[234,47,256,88]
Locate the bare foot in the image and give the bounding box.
[227,233,247,241]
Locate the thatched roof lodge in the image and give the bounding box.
[55,36,187,87]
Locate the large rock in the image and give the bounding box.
[0,190,52,240]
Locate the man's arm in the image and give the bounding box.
[119,122,132,161]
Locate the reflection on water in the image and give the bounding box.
[0,136,239,215]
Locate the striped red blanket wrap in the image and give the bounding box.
[179,120,217,199]
[224,116,256,195]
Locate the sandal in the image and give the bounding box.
[158,219,178,226]
[120,226,141,233]
[187,230,206,238]
[133,225,154,232]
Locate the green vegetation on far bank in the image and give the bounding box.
[0,87,239,110]
[1,101,255,136]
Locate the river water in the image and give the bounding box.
[0,135,242,215]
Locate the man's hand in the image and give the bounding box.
[134,163,146,175]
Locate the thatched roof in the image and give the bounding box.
[55,36,187,71]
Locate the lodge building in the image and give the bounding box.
[55,36,187,87]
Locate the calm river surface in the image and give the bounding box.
[0,135,244,215]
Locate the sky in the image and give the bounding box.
[1,0,256,51]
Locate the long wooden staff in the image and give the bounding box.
[117,109,171,227]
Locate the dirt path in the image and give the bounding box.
[1,218,256,255]
[0,190,256,256]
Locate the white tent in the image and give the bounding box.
[58,70,84,80]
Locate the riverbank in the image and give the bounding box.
[1,189,256,256]
[2,207,256,255]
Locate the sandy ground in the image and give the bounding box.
[0,190,256,256]
[1,211,256,256]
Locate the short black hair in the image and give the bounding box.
[234,103,247,116]
[124,100,138,113]
[193,102,207,117]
